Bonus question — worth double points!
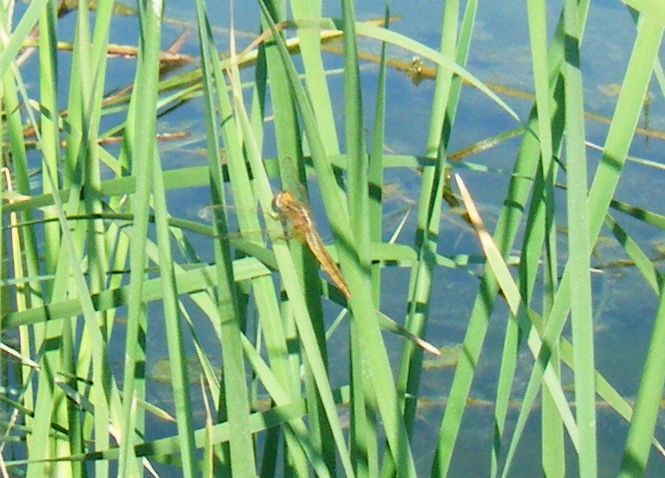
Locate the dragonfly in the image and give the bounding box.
[201,192,444,355]
[201,191,351,301]
[273,191,351,301]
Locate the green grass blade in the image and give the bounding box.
[524,1,565,475]
[290,0,340,153]
[194,2,258,474]
[152,155,200,476]
[0,0,48,77]
[618,289,665,476]
[604,214,659,292]
[118,0,168,475]
[339,1,378,476]
[563,1,597,474]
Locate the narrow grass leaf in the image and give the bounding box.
[0,0,49,77]
[563,1,596,474]
[194,1,257,473]
[117,0,166,473]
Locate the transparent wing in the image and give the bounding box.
[197,201,291,243]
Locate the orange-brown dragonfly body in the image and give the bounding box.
[273,191,351,300]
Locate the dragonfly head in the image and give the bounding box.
[273,191,296,212]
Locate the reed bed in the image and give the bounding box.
[1,0,665,476]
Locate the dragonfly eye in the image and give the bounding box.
[273,191,293,211]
